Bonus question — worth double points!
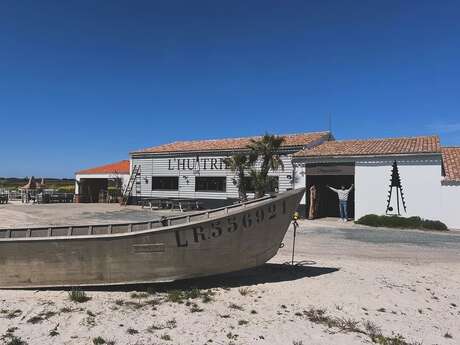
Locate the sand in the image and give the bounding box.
[0,205,459,345]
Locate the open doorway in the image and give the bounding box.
[305,163,355,219]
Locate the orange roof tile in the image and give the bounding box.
[133,131,331,154]
[442,147,460,182]
[76,160,130,175]
[294,135,441,157]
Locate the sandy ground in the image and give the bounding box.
[1,204,459,345]
[0,203,186,228]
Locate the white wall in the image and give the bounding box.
[293,164,306,205]
[355,155,443,221]
[131,154,295,200]
[441,184,460,229]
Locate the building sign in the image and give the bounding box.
[168,158,229,171]
[174,200,286,247]
[306,164,355,176]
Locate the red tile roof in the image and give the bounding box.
[133,131,331,154]
[442,147,460,182]
[76,160,130,175]
[294,135,441,157]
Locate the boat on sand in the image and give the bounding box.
[0,188,304,288]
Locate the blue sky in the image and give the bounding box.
[1,1,459,177]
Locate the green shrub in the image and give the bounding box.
[356,214,381,227]
[356,214,448,231]
[92,337,106,345]
[68,289,91,303]
[6,337,28,345]
[421,219,448,231]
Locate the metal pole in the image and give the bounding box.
[291,212,299,265]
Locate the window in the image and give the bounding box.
[152,176,179,191]
[195,177,226,192]
[244,176,279,193]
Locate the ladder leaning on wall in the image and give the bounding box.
[121,165,141,206]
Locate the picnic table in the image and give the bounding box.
[141,198,203,212]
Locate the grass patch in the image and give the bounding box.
[49,327,59,337]
[93,337,106,345]
[190,303,204,313]
[229,303,244,311]
[147,319,177,332]
[160,333,172,341]
[123,301,144,309]
[226,332,238,340]
[145,298,163,307]
[27,311,57,324]
[238,288,253,296]
[444,332,453,339]
[85,315,96,327]
[59,306,73,313]
[304,308,421,345]
[5,336,28,345]
[166,288,215,304]
[130,292,149,299]
[126,328,138,335]
[238,320,249,326]
[356,214,448,231]
[68,289,91,303]
[1,309,22,319]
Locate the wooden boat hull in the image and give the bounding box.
[0,188,304,288]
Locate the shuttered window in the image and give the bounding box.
[152,176,179,191]
[195,177,226,192]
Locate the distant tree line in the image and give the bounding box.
[0,177,75,191]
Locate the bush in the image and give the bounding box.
[421,219,448,231]
[68,289,91,303]
[356,214,448,231]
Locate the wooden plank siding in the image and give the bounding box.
[131,154,295,200]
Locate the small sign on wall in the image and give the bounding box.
[306,164,355,176]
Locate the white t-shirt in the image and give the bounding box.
[329,187,353,201]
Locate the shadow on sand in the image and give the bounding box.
[79,262,340,292]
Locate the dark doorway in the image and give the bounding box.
[306,175,355,218]
[80,178,108,203]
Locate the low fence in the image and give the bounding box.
[1,191,74,204]
[38,193,74,204]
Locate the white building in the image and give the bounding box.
[292,136,460,229]
[75,133,460,229]
[75,160,130,203]
[129,132,332,208]
[440,147,460,229]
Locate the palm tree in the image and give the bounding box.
[247,133,285,198]
[223,153,250,201]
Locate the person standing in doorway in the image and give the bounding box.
[327,184,354,222]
